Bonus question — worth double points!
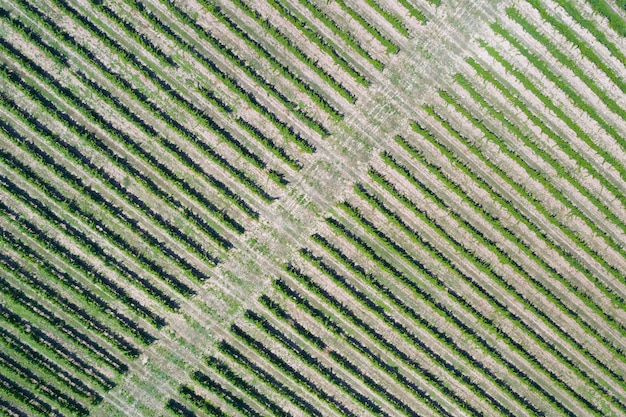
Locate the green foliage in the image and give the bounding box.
[297,0,385,70]
[333,0,401,53]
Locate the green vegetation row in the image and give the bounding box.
[295,249,518,416]
[43,0,298,188]
[312,219,547,416]
[296,0,385,70]
[265,0,371,86]
[160,0,344,121]
[128,0,323,146]
[275,273,465,417]
[134,0,330,136]
[378,146,626,349]
[216,339,323,417]
[0,324,102,405]
[437,85,626,281]
[168,385,228,416]
[67,3,282,203]
[550,0,626,68]
[523,0,626,95]
[0,57,226,265]
[418,106,626,367]
[363,0,412,35]
[0,221,155,346]
[490,20,626,168]
[586,0,626,37]
[79,0,294,187]
[261,284,455,416]
[462,58,626,231]
[316,215,586,416]
[366,158,626,407]
[0,349,88,416]
[258,294,438,416]
[399,122,626,404]
[403,115,626,312]
[0,183,180,312]
[27,0,276,205]
[1,8,264,223]
[1,118,210,293]
[330,207,612,415]
[0,94,173,326]
[0,272,129,374]
[200,0,356,104]
[425,99,625,284]
[332,0,401,53]
[243,309,392,416]
[0,156,200,298]
[229,321,359,417]
[337,193,617,414]
[0,302,115,392]
[0,250,140,360]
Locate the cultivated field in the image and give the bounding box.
[0,0,625,415]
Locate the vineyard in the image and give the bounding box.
[0,0,625,415]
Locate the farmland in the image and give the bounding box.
[0,0,625,415]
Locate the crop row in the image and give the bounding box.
[129,0,327,139]
[386,127,626,407]
[229,321,358,416]
[0,64,223,267]
[330,202,606,415]
[0,228,130,373]
[505,5,626,127]
[0,253,140,360]
[218,0,362,114]
[1,162,196,300]
[265,0,370,87]
[296,0,385,70]
[258,293,447,416]
[308,231,548,416]
[363,0,411,35]
[215,339,323,417]
[0,38,234,255]
[1,116,208,298]
[376,150,625,351]
[0,225,155,346]
[0,350,88,416]
[398,120,625,312]
[356,163,626,402]
[130,0,325,146]
[523,0,626,95]
[11,0,275,203]
[0,106,170,326]
[0,303,115,392]
[488,21,626,178]
[275,265,486,414]
[170,385,228,416]
[454,67,626,236]
[162,0,343,121]
[200,0,356,105]
[0,371,61,417]
[550,0,626,68]
[248,303,428,416]
[42,0,289,193]
[436,86,626,289]
[461,58,626,231]
[332,0,400,53]
[410,109,626,371]
[0,325,102,404]
[292,250,512,416]
[425,99,625,283]
[0,178,180,313]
